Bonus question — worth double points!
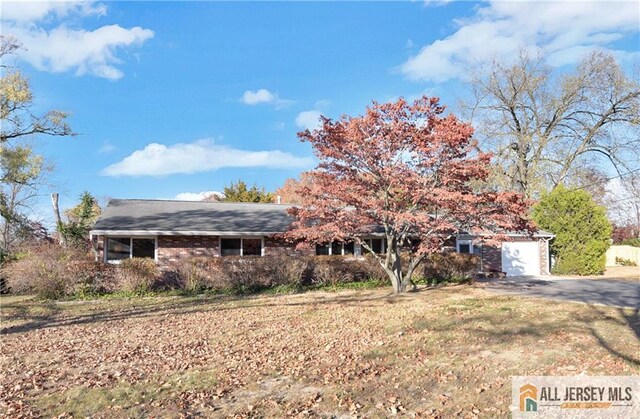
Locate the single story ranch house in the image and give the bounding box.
[90,199,554,276]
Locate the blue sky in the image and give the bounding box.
[2,1,639,219]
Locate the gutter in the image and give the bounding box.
[89,230,284,237]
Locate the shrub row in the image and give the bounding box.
[1,244,479,299]
[1,245,166,299]
[167,255,391,294]
[423,252,480,284]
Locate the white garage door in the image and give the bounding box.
[501,241,540,276]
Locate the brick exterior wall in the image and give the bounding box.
[263,237,314,257]
[91,235,105,262]
[538,238,550,275]
[481,245,502,272]
[156,236,219,265]
[96,235,308,267]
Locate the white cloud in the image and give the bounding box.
[314,99,332,109]
[2,1,154,80]
[102,138,314,177]
[423,0,454,7]
[174,191,224,201]
[1,1,107,23]
[98,140,115,154]
[295,110,322,131]
[400,1,640,82]
[241,89,275,105]
[240,88,294,109]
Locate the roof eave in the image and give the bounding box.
[89,230,284,236]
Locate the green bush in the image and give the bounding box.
[620,238,640,248]
[532,185,612,276]
[422,252,480,284]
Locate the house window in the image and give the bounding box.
[107,237,130,261]
[106,237,156,262]
[343,241,355,255]
[457,239,472,254]
[364,238,385,255]
[220,238,263,256]
[132,238,155,258]
[243,238,262,256]
[331,241,343,256]
[315,243,330,255]
[220,238,241,256]
[315,240,354,256]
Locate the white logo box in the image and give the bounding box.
[512,376,640,418]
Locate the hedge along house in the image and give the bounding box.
[90,199,554,276]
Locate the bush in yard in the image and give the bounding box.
[224,257,271,293]
[173,257,229,293]
[266,256,309,288]
[532,185,612,275]
[360,255,389,283]
[171,255,309,294]
[306,256,392,287]
[0,244,112,299]
[66,259,117,296]
[422,252,480,284]
[0,250,13,293]
[612,224,639,246]
[620,237,640,248]
[309,256,358,286]
[116,258,159,294]
[615,257,637,267]
[224,256,310,292]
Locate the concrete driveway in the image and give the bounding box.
[483,276,640,308]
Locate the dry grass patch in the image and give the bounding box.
[1,286,638,418]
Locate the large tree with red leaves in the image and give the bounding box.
[284,96,534,293]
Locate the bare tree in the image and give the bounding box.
[467,50,640,198]
[0,144,52,252]
[606,173,640,231]
[1,35,74,254]
[1,36,73,144]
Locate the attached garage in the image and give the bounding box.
[455,232,554,277]
[501,241,541,276]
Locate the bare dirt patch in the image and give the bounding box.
[1,287,638,417]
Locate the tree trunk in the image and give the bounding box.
[391,275,401,294]
[387,250,409,294]
[50,193,65,246]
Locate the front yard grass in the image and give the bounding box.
[1,286,638,417]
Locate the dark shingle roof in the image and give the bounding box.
[91,198,554,238]
[91,199,294,234]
